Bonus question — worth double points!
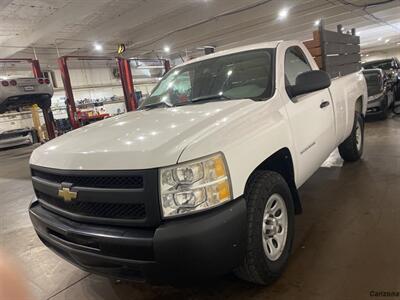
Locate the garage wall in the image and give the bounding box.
[0,66,159,131]
[363,46,400,62]
[51,68,158,106]
[49,67,158,119]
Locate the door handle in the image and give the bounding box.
[320,101,330,108]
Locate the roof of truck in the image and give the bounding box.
[177,40,282,68]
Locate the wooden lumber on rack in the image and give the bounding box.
[303,22,361,77]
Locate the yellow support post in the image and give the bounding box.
[31,104,43,142]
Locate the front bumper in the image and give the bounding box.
[29,197,247,283]
[0,129,32,149]
[366,94,386,116]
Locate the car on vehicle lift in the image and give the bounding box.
[29,41,367,285]
[0,76,53,113]
[362,58,400,102]
[0,76,53,148]
[362,68,394,119]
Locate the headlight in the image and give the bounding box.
[160,152,232,218]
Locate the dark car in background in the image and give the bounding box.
[362,58,400,102]
[362,68,394,119]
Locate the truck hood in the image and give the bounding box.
[30,99,256,170]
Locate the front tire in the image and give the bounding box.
[338,112,364,162]
[234,171,294,285]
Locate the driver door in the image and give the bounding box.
[283,46,336,185]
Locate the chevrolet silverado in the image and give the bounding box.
[29,40,367,285]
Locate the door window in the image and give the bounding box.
[284,47,312,86]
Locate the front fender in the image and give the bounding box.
[178,96,295,198]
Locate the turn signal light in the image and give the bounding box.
[38,78,44,84]
[1,80,9,86]
[10,80,17,86]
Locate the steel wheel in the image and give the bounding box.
[355,119,362,152]
[262,193,288,261]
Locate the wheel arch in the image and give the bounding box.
[245,147,302,215]
[355,95,364,117]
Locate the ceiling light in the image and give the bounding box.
[377,37,382,41]
[385,39,390,43]
[164,46,170,53]
[314,19,321,26]
[366,54,369,57]
[278,8,289,20]
[94,43,103,51]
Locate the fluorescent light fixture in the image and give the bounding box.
[314,19,320,26]
[94,43,103,51]
[385,39,390,43]
[278,8,288,20]
[163,46,170,53]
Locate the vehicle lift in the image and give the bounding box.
[57,56,171,130]
[0,58,56,139]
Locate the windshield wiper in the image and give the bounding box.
[190,94,232,103]
[142,101,173,110]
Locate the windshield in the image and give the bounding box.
[362,60,393,71]
[140,49,274,108]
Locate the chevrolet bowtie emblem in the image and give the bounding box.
[58,187,77,202]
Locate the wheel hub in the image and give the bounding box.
[355,120,362,152]
[262,194,288,261]
[265,216,280,236]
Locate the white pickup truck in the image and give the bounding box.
[29,41,367,285]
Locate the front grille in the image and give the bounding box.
[32,169,143,189]
[364,73,383,97]
[37,192,146,219]
[31,166,161,227]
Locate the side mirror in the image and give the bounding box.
[290,70,331,97]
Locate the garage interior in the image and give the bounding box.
[0,0,400,299]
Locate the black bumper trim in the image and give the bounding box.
[367,94,386,115]
[30,197,247,283]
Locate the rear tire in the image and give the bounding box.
[37,96,51,110]
[234,171,294,285]
[338,112,364,162]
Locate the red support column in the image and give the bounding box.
[31,59,43,78]
[42,107,56,140]
[57,56,79,129]
[117,58,137,112]
[31,59,56,139]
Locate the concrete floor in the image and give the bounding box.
[1,115,400,300]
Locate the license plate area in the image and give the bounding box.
[24,86,34,91]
